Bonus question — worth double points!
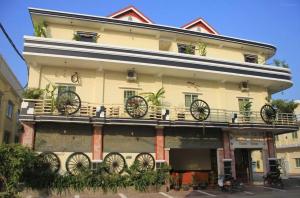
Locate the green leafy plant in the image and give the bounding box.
[273,59,289,68]
[73,33,81,41]
[34,21,48,37]
[195,41,207,56]
[92,35,100,43]
[141,87,165,106]
[184,44,195,55]
[240,101,252,120]
[45,83,57,112]
[272,99,298,113]
[22,88,44,99]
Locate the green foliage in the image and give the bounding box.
[240,101,252,118]
[141,87,165,106]
[272,99,298,113]
[273,59,289,68]
[0,144,36,197]
[45,83,57,112]
[34,21,47,37]
[184,44,195,55]
[73,33,81,41]
[22,88,44,99]
[195,42,207,56]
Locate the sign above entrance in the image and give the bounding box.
[230,131,266,149]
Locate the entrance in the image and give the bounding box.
[235,149,264,183]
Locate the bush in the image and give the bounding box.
[22,88,44,99]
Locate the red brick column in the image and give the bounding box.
[164,148,170,164]
[155,127,164,160]
[20,122,35,149]
[266,132,276,158]
[223,130,231,159]
[92,125,103,160]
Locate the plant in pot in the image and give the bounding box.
[240,101,252,122]
[34,21,48,37]
[141,87,165,118]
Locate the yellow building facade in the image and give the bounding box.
[0,55,22,144]
[20,6,297,184]
[276,104,300,176]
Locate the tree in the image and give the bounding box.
[141,87,165,106]
[271,99,298,113]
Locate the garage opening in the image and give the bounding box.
[169,148,217,187]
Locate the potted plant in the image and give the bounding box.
[34,21,48,37]
[240,101,252,122]
[141,87,165,119]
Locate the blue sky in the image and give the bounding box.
[0,0,299,100]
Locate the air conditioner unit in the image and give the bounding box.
[240,81,249,92]
[126,70,137,81]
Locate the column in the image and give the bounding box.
[222,130,236,178]
[20,122,35,149]
[266,132,276,158]
[164,148,170,164]
[155,126,164,160]
[92,125,103,161]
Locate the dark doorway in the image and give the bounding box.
[235,149,251,183]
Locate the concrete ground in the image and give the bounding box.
[24,185,300,198]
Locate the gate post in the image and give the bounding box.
[20,122,35,149]
[92,124,103,160]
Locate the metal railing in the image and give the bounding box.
[22,99,297,126]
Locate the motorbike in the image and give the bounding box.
[263,169,284,189]
[218,175,244,193]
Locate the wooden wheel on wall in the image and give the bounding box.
[260,104,276,124]
[56,91,81,115]
[125,96,148,118]
[103,152,126,174]
[65,152,91,175]
[190,99,210,121]
[38,151,61,173]
[134,152,155,172]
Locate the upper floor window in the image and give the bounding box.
[57,85,76,96]
[296,158,300,168]
[6,101,14,119]
[73,31,99,43]
[292,132,298,139]
[178,44,195,55]
[124,90,136,104]
[185,94,198,109]
[244,54,258,64]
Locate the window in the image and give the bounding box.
[124,90,136,104]
[57,85,76,96]
[185,94,198,109]
[244,54,258,63]
[3,131,10,144]
[295,158,300,168]
[6,101,14,119]
[178,44,195,55]
[292,132,298,139]
[75,31,98,43]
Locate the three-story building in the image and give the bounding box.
[20,6,298,184]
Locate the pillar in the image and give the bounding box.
[155,126,164,160]
[266,132,276,158]
[20,122,35,149]
[92,125,103,161]
[222,130,236,178]
[164,148,170,164]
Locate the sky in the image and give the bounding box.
[0,0,299,100]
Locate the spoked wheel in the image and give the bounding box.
[38,151,60,173]
[125,96,148,118]
[56,91,81,115]
[103,152,126,174]
[66,152,91,175]
[190,99,210,121]
[260,104,276,124]
[134,152,155,172]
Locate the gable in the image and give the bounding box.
[108,6,153,24]
[182,18,218,35]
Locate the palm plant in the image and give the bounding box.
[240,101,252,121]
[273,59,289,68]
[272,99,298,113]
[141,87,165,106]
[34,21,47,37]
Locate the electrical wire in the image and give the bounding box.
[0,22,29,89]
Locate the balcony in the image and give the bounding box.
[20,98,298,133]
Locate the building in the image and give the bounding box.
[19,6,298,184]
[0,55,22,144]
[276,102,300,176]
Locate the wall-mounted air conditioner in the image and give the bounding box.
[126,70,137,81]
[240,81,249,92]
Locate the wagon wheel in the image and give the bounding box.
[260,104,276,124]
[125,96,148,118]
[190,99,210,121]
[135,153,155,172]
[56,91,81,115]
[66,152,91,175]
[38,151,60,173]
[103,152,126,174]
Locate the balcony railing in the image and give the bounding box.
[21,99,297,126]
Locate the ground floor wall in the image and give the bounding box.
[20,121,277,182]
